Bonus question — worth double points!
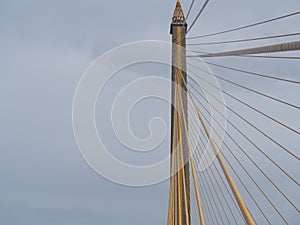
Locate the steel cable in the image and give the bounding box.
[188,90,289,223]
[187,11,300,39]
[187,32,300,46]
[187,0,210,33]
[192,40,300,57]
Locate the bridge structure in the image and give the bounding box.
[167,1,299,224]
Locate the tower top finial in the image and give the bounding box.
[172,0,185,23]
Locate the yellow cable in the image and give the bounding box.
[177,77,190,225]
[177,26,183,225]
[185,80,255,225]
[177,70,205,225]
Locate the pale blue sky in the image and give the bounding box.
[0,0,299,224]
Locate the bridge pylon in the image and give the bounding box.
[168,1,190,225]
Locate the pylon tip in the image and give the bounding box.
[172,0,185,23]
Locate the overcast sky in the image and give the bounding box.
[1,0,299,224]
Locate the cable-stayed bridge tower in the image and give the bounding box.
[166,1,300,224]
[169,1,190,225]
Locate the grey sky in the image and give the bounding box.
[1,0,299,224]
